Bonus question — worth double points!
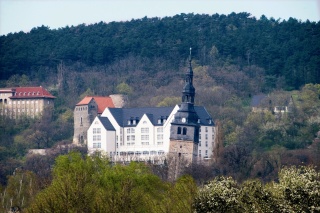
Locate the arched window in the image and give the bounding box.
[183,127,187,135]
[177,127,181,134]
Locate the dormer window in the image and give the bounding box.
[128,120,131,125]
[132,120,136,125]
[197,118,201,123]
[158,119,161,124]
[209,120,212,124]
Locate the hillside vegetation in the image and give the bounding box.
[0,13,320,206]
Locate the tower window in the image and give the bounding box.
[183,127,187,135]
[177,127,181,134]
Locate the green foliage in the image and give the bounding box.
[194,176,244,212]
[157,96,180,107]
[116,82,133,95]
[1,13,319,89]
[267,166,320,212]
[0,170,39,212]
[26,152,169,213]
[194,166,320,212]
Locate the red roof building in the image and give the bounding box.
[73,96,117,145]
[0,86,55,119]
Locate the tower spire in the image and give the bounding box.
[171,48,199,125]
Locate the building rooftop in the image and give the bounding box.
[76,96,115,114]
[4,87,56,99]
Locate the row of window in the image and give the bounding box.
[199,141,209,147]
[0,100,40,104]
[119,150,165,156]
[199,127,215,132]
[15,92,41,96]
[199,149,208,156]
[1,108,40,113]
[126,127,163,134]
[76,106,88,111]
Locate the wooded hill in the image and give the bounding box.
[1,12,319,90]
[0,13,320,187]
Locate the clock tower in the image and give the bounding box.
[168,48,200,180]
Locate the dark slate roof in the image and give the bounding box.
[108,105,214,127]
[98,116,116,131]
[194,106,215,126]
[109,107,174,127]
[251,94,267,107]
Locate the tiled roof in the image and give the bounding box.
[98,116,116,131]
[108,105,214,127]
[8,87,55,99]
[76,96,115,114]
[76,97,94,105]
[93,96,115,114]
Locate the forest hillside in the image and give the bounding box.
[0,13,320,187]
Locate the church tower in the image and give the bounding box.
[168,48,200,180]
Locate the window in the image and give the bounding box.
[205,150,208,156]
[93,143,101,148]
[205,141,208,147]
[157,141,163,145]
[127,135,130,141]
[158,150,165,155]
[157,127,163,133]
[131,135,135,141]
[177,127,181,134]
[141,128,149,133]
[93,128,101,134]
[141,135,149,140]
[93,135,101,141]
[157,134,163,140]
[205,127,208,132]
[183,127,187,135]
[131,128,135,133]
[205,134,208,140]
[199,142,201,146]
[127,128,131,134]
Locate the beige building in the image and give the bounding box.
[0,87,55,119]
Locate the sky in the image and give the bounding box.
[0,0,319,36]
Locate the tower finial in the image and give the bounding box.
[189,47,192,61]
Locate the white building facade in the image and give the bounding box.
[87,105,215,163]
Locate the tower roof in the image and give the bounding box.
[76,96,115,114]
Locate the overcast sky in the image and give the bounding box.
[0,0,319,35]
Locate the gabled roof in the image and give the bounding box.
[8,87,55,99]
[251,94,267,107]
[97,117,115,131]
[108,107,175,127]
[194,106,215,126]
[76,96,115,114]
[107,105,214,127]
